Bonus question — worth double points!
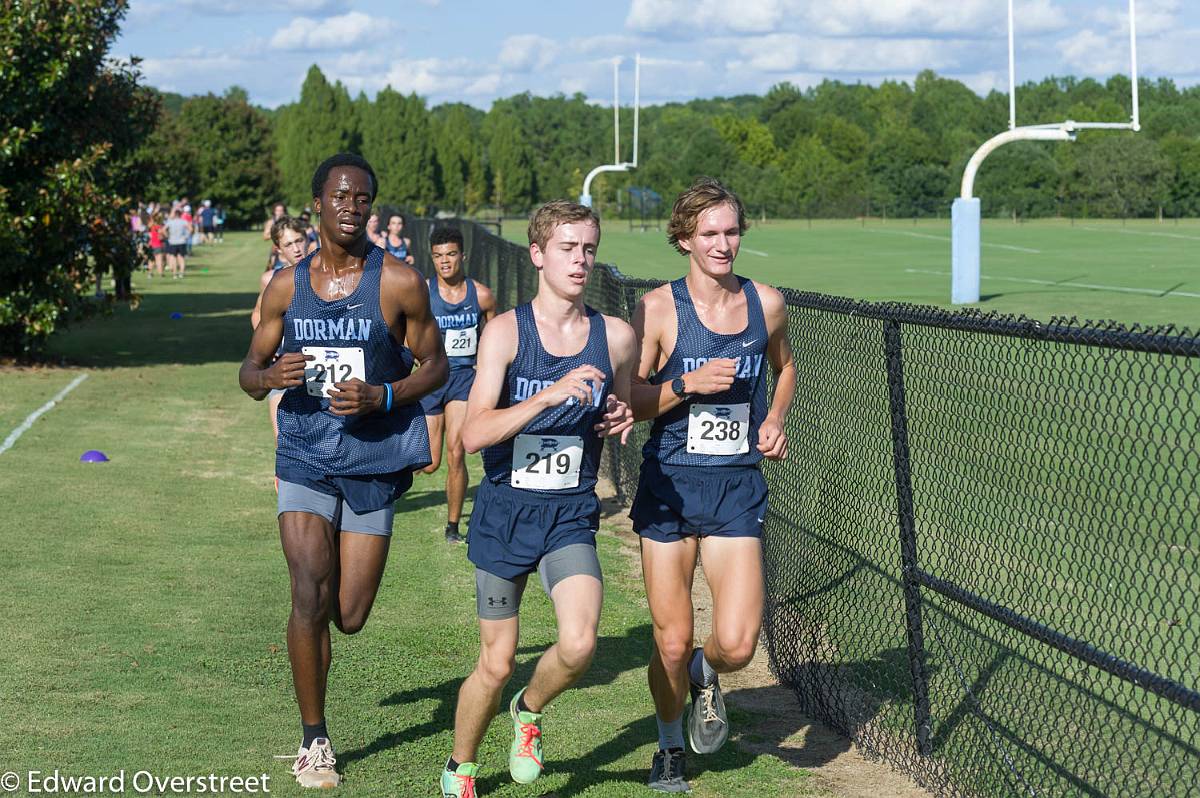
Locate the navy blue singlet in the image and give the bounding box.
[643,276,768,468]
[482,304,612,495]
[276,246,430,480]
[385,236,408,260]
[428,276,481,370]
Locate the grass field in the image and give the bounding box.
[0,232,822,797]
[506,217,1200,327]
[495,216,1199,795]
[3,219,1195,797]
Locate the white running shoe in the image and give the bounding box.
[291,737,340,788]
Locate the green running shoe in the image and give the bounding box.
[508,687,544,784]
[440,761,479,797]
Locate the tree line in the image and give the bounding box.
[151,65,1200,225]
[258,63,1195,220]
[7,0,1199,356]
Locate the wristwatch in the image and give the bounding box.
[670,377,690,401]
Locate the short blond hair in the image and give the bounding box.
[527,200,601,252]
[666,177,749,256]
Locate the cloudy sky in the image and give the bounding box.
[115,0,1199,110]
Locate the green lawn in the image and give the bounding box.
[506,217,1200,327]
[0,233,821,797]
[504,215,1200,796]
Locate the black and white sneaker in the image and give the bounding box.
[444,525,462,544]
[687,674,729,754]
[647,747,690,792]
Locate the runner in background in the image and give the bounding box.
[251,216,317,443]
[264,202,287,269]
[419,226,496,543]
[384,214,415,265]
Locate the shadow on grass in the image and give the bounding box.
[49,290,259,367]
[397,485,479,515]
[340,625,654,769]
[342,619,871,795]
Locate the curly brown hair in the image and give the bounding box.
[666,177,749,256]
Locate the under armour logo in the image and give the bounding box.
[487,597,508,606]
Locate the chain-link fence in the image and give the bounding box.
[409,217,1200,798]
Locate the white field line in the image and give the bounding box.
[865,229,1042,254]
[1078,225,1200,242]
[904,269,1200,299]
[0,373,89,456]
[741,247,769,257]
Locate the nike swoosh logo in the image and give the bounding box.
[742,340,756,348]
[347,303,363,310]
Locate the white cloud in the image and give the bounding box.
[627,0,786,34]
[498,35,557,72]
[137,49,256,89]
[181,0,344,14]
[731,34,958,74]
[570,34,643,56]
[325,54,505,100]
[1060,23,1200,80]
[269,11,388,51]
[1094,0,1177,37]
[627,0,1069,38]
[1015,0,1070,34]
[1058,29,1121,74]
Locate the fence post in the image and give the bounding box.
[882,319,933,756]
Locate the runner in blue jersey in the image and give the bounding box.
[239,153,448,790]
[418,226,496,543]
[250,216,313,447]
[385,213,414,264]
[438,201,636,798]
[630,178,797,792]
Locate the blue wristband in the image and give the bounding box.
[383,382,393,413]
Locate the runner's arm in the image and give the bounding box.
[462,313,603,453]
[250,269,274,329]
[475,282,497,324]
[239,272,307,401]
[595,317,637,444]
[388,262,448,405]
[757,284,796,460]
[630,290,675,421]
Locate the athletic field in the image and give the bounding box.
[0,232,827,797]
[1,222,1191,796]
[507,218,1200,328]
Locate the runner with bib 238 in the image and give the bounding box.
[629,177,797,793]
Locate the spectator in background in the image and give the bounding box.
[263,202,286,269]
[214,205,226,242]
[198,200,216,244]
[385,213,415,265]
[299,210,319,254]
[365,212,385,248]
[148,211,166,278]
[165,206,191,279]
[181,204,195,255]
